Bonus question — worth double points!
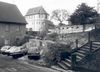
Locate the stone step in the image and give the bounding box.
[93,42,100,45]
[77,52,85,58]
[62,61,71,67]
[93,43,100,46]
[58,62,69,70]
[92,45,99,48]
[55,42,100,71]
[92,44,100,48]
[81,48,90,51]
[83,45,90,49]
[65,59,71,63]
[78,50,86,54]
[76,55,82,61]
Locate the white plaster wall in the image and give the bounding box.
[56,24,95,34]
[25,14,47,31]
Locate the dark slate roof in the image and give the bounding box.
[26,6,49,16]
[0,1,27,24]
[43,20,55,29]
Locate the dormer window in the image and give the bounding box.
[71,27,73,28]
[62,27,64,29]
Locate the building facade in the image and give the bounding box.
[0,2,27,46]
[25,6,49,31]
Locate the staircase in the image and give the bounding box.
[51,41,100,71]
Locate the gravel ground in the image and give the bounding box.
[0,54,60,72]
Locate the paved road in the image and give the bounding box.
[0,54,59,72]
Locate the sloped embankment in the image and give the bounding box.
[58,32,89,49]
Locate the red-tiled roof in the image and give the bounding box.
[26,6,48,16]
[0,1,27,24]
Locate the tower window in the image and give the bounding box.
[76,26,79,29]
[66,27,69,29]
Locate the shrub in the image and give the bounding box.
[14,36,29,46]
[45,33,58,41]
[42,42,71,66]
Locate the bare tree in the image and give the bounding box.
[38,20,55,39]
[51,9,69,23]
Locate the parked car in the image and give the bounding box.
[6,44,27,58]
[26,39,43,59]
[27,39,54,57]
[5,46,17,55]
[0,46,11,55]
[28,47,40,56]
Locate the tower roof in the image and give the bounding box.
[26,6,49,16]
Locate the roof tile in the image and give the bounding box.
[0,1,27,24]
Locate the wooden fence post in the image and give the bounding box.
[88,32,91,43]
[76,39,78,48]
[90,41,92,53]
[71,53,77,69]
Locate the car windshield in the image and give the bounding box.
[9,46,16,50]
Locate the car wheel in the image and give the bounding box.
[7,53,10,56]
[23,52,26,55]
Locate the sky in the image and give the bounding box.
[0,0,98,16]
